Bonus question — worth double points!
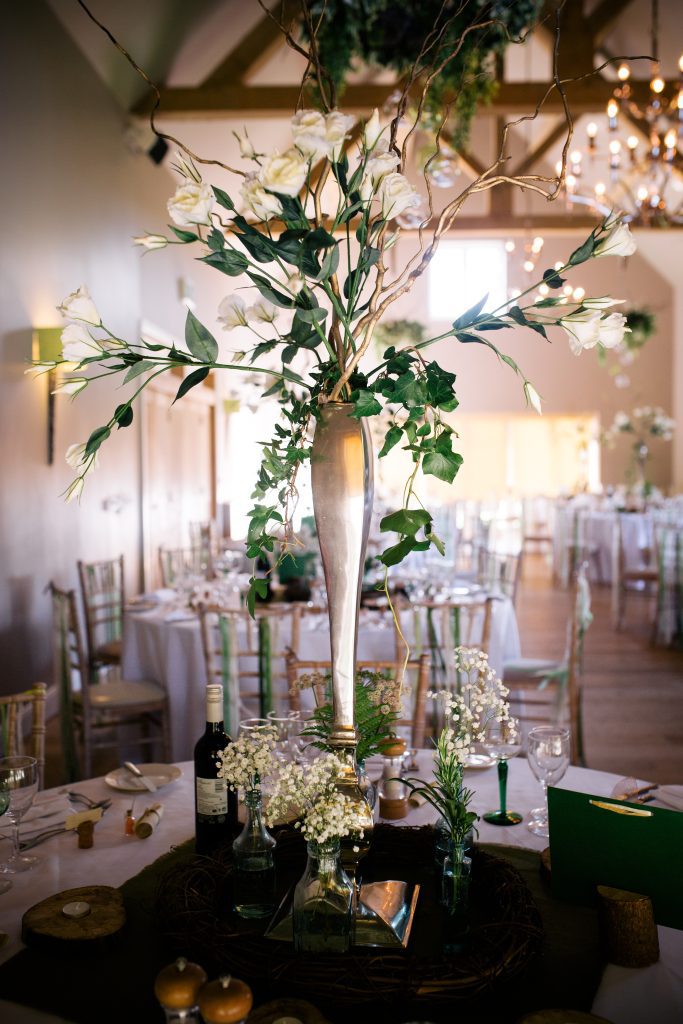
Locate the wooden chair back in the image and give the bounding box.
[77,555,124,666]
[407,596,494,689]
[285,652,431,749]
[612,512,659,638]
[0,683,47,789]
[477,548,523,606]
[159,546,207,587]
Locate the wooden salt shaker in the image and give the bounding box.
[199,974,253,1024]
[154,956,207,1022]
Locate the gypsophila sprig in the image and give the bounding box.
[216,730,277,792]
[265,753,366,844]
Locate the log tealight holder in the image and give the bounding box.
[597,884,660,967]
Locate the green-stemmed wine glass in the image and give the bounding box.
[482,719,523,826]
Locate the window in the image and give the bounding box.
[428,240,508,322]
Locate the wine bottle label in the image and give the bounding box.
[196,777,228,816]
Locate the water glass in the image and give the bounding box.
[526,726,570,837]
[0,756,39,876]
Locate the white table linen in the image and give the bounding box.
[1,756,681,1024]
[122,599,520,760]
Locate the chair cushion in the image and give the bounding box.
[95,639,122,662]
[503,658,563,682]
[74,679,165,708]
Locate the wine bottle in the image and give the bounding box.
[194,684,238,855]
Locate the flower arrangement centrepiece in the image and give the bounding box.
[603,405,675,497]
[216,728,278,919]
[265,752,367,953]
[402,647,511,933]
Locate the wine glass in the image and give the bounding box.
[482,718,523,826]
[0,787,11,893]
[0,756,39,875]
[526,726,571,837]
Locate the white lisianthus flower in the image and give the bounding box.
[60,323,101,362]
[560,310,602,354]
[53,377,88,398]
[240,174,283,221]
[167,178,215,226]
[217,296,249,330]
[65,442,90,470]
[524,381,543,415]
[65,477,84,503]
[363,108,385,151]
[58,286,101,326]
[378,172,421,219]
[248,300,278,324]
[64,442,98,503]
[234,129,255,159]
[582,296,625,310]
[24,361,58,378]
[259,149,308,197]
[284,271,305,296]
[594,219,637,258]
[133,233,168,251]
[366,151,400,187]
[598,312,629,349]
[172,151,201,183]
[291,110,329,159]
[324,111,356,160]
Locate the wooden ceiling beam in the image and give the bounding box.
[133,79,658,118]
[587,0,638,44]
[201,0,301,89]
[511,119,569,176]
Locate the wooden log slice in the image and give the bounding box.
[247,998,330,1023]
[22,885,126,950]
[517,1011,615,1023]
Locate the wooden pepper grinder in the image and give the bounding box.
[199,974,253,1024]
[154,956,207,1023]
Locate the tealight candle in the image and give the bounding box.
[61,901,91,919]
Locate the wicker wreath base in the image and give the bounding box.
[155,826,543,1020]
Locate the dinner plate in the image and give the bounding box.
[125,600,157,613]
[104,763,182,792]
[463,753,496,769]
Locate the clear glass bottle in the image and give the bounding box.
[356,759,376,811]
[441,839,472,953]
[292,838,354,953]
[232,788,276,919]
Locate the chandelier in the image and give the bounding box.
[562,0,683,226]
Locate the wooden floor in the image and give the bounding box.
[43,554,683,787]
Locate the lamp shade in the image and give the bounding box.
[32,327,62,363]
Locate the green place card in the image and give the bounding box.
[548,787,683,929]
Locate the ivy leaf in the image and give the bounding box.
[380,508,431,535]
[423,449,463,483]
[378,425,402,458]
[213,186,235,211]
[185,310,218,363]
[351,389,382,418]
[378,535,418,567]
[114,404,133,429]
[247,577,268,617]
[542,268,565,289]
[452,294,488,331]
[172,366,210,404]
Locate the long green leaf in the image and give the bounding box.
[185,310,218,362]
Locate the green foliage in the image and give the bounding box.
[403,730,478,843]
[305,0,541,147]
[625,308,656,350]
[300,669,401,763]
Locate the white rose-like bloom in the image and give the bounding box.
[363,108,385,151]
[284,271,305,296]
[366,151,400,187]
[259,149,308,197]
[167,178,215,227]
[598,312,629,349]
[582,295,625,310]
[291,110,329,159]
[60,323,101,362]
[58,286,101,326]
[248,300,278,324]
[378,172,421,219]
[560,310,602,354]
[594,219,637,258]
[217,296,248,330]
[240,174,283,221]
[325,111,356,160]
[234,129,255,159]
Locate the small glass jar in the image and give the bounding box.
[292,838,354,954]
[232,788,276,919]
[377,737,407,820]
[356,759,377,811]
[441,840,472,953]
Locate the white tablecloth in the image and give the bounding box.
[1,756,680,1024]
[122,599,520,760]
[553,507,659,586]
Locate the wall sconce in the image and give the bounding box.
[32,328,62,464]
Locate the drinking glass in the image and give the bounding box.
[526,727,570,837]
[482,718,523,826]
[266,710,303,763]
[0,756,39,875]
[0,787,11,893]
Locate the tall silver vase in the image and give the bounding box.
[311,402,375,866]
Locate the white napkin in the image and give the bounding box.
[654,786,683,812]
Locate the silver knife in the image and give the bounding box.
[123,761,157,792]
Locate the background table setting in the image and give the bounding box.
[1,750,682,1023]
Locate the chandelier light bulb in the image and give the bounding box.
[566,173,577,190]
[531,236,544,253]
[554,261,564,271]
[637,185,649,202]
[664,128,677,150]
[555,160,564,175]
[617,63,630,81]
[651,75,665,95]
[677,90,683,109]
[539,283,550,296]
[627,135,638,150]
[609,139,622,155]
[523,259,535,273]
[562,285,573,297]
[595,181,607,197]
[504,240,516,253]
[572,287,586,302]
[607,99,619,119]
[678,54,683,74]
[587,121,598,140]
